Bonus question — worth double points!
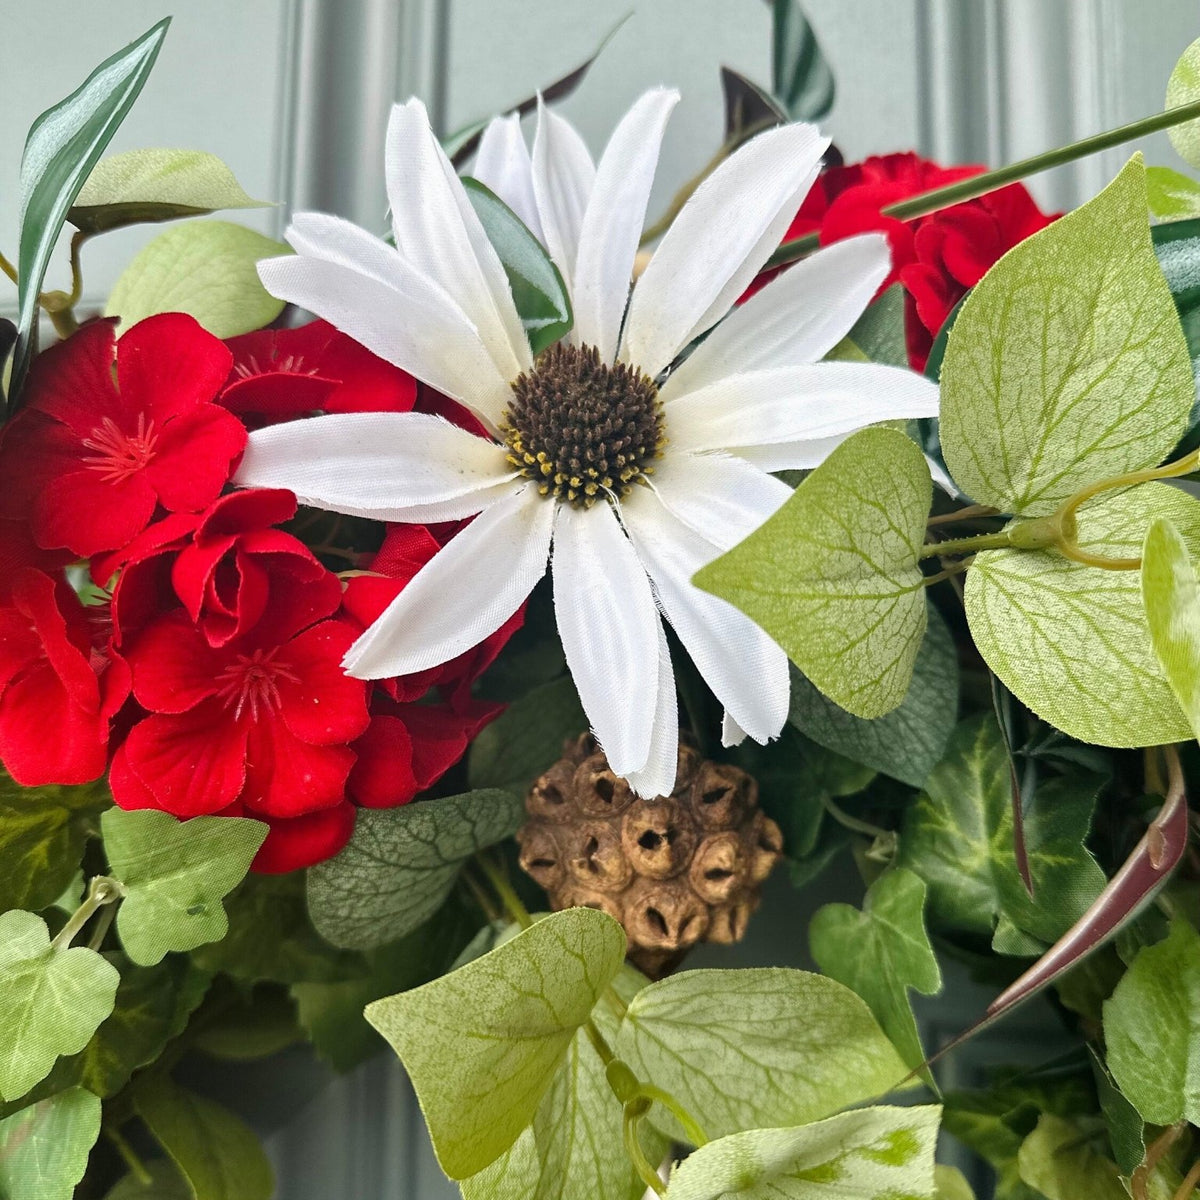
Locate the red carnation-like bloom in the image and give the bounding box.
[0,314,247,556]
[750,151,1056,370]
[0,569,128,785]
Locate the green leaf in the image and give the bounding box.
[190,987,301,1061]
[133,1076,273,1200]
[1103,919,1200,1125]
[12,19,168,395]
[1142,516,1200,737]
[940,156,1194,515]
[664,1105,941,1200]
[0,1089,101,1200]
[101,808,266,966]
[721,67,787,149]
[1167,37,1200,169]
[1017,1115,1127,1200]
[935,1165,977,1200]
[364,907,626,1180]
[105,220,289,338]
[0,771,109,914]
[462,967,663,1200]
[70,148,267,234]
[104,1160,192,1199]
[788,603,958,788]
[833,284,909,368]
[966,483,1200,747]
[809,868,942,1081]
[307,789,523,950]
[1090,1048,1146,1178]
[1146,165,1200,220]
[695,426,931,720]
[192,872,363,985]
[462,179,572,355]
[770,0,835,121]
[468,674,587,796]
[0,911,119,1100]
[615,967,908,1142]
[896,713,1106,949]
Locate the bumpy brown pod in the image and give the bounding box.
[516,734,783,976]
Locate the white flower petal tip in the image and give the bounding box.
[532,100,596,290]
[474,112,544,242]
[621,617,679,799]
[721,710,749,748]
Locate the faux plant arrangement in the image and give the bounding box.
[5,7,1200,1199]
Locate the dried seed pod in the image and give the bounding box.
[518,733,782,976]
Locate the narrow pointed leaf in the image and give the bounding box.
[0,911,119,1100]
[365,907,626,1179]
[695,426,931,720]
[770,0,835,121]
[12,19,168,397]
[721,66,787,148]
[101,808,266,966]
[462,179,572,354]
[0,1089,101,1200]
[940,156,1194,515]
[306,789,524,950]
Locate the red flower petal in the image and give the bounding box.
[276,621,370,746]
[22,319,121,436]
[347,714,418,808]
[37,467,158,557]
[241,717,356,817]
[116,313,233,423]
[127,611,223,713]
[251,802,356,873]
[146,405,247,513]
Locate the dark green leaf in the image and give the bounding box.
[788,604,958,788]
[12,19,168,397]
[191,987,302,1061]
[1152,217,1200,458]
[720,66,787,148]
[770,0,835,120]
[1089,1049,1145,1177]
[104,1160,191,1199]
[462,179,572,355]
[838,284,908,368]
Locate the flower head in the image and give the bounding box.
[236,93,939,797]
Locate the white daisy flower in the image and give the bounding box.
[235,91,939,798]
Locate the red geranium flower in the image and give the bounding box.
[750,151,1056,370]
[111,584,369,820]
[0,314,247,556]
[0,569,128,785]
[0,521,70,604]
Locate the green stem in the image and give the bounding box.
[822,796,891,842]
[86,903,117,952]
[50,876,123,950]
[926,503,1000,527]
[636,1083,709,1147]
[0,251,16,286]
[584,1018,616,1067]
[768,97,1200,268]
[919,529,1013,559]
[623,1106,666,1197]
[476,853,532,929]
[460,865,500,924]
[105,1123,152,1186]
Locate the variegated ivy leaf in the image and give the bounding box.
[101,808,265,966]
[0,1089,101,1200]
[1141,516,1200,736]
[615,967,908,1143]
[966,483,1200,747]
[940,156,1194,515]
[694,426,931,720]
[0,911,119,1101]
[663,1105,941,1200]
[365,907,626,1180]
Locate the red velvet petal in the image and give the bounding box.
[22,319,122,435]
[247,569,343,647]
[322,331,418,414]
[251,802,356,873]
[127,611,224,713]
[0,664,108,785]
[92,510,197,586]
[240,717,355,817]
[0,521,71,600]
[195,488,298,539]
[399,699,503,791]
[36,468,158,557]
[13,570,100,710]
[347,714,418,808]
[0,608,40,694]
[0,413,82,525]
[117,313,233,422]
[147,405,247,513]
[276,621,370,746]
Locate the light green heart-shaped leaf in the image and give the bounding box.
[615,967,908,1142]
[966,483,1200,747]
[1146,165,1200,221]
[103,1160,192,1199]
[70,148,267,234]
[789,603,958,788]
[106,219,289,338]
[0,1089,101,1200]
[1167,37,1200,169]
[1017,1115,1127,1200]
[695,426,931,720]
[11,19,168,396]
[896,713,1105,949]
[1104,919,1200,1126]
[935,1165,977,1200]
[133,1077,274,1200]
[809,868,942,1082]
[101,808,265,966]
[664,1105,941,1200]
[940,156,1194,515]
[0,911,119,1100]
[365,907,626,1180]
[1142,516,1200,736]
[306,789,524,950]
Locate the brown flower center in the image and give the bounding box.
[503,343,665,508]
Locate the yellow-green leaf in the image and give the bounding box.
[1146,165,1200,220]
[1141,515,1200,737]
[0,1089,101,1200]
[1167,37,1200,169]
[1017,1114,1127,1200]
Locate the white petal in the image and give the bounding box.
[257,253,511,429]
[732,433,851,473]
[552,502,659,776]
[624,616,680,799]
[473,113,544,242]
[235,412,518,522]
[647,452,791,550]
[621,487,789,744]
[385,99,531,383]
[343,485,555,679]
[661,234,891,399]
[722,711,748,748]
[666,363,941,456]
[572,88,679,357]
[531,100,596,290]
[622,122,828,377]
[285,211,416,291]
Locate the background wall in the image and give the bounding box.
[4,1,1198,1196]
